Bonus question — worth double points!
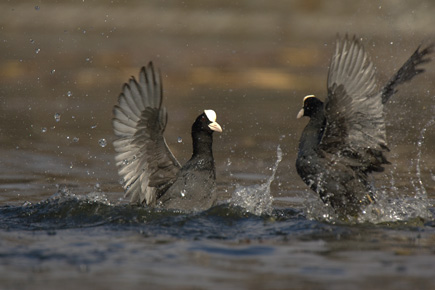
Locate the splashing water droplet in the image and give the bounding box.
[230,145,282,215]
[177,137,183,143]
[54,113,61,122]
[350,118,435,224]
[98,138,107,147]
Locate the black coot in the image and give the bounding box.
[296,35,433,217]
[112,62,222,211]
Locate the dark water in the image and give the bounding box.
[1,187,435,290]
[1,1,435,289]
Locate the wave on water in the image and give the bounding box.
[0,181,303,237]
[0,185,182,231]
[0,188,309,243]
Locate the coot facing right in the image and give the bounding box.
[112,62,222,211]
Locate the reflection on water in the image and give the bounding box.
[1,1,435,289]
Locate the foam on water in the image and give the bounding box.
[230,145,282,216]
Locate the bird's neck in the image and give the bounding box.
[297,112,326,157]
[191,131,214,160]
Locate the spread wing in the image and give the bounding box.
[321,35,388,171]
[112,62,181,205]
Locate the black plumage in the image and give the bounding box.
[296,36,433,217]
[112,62,222,211]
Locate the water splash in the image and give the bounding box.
[230,145,282,216]
[414,118,434,198]
[359,118,434,224]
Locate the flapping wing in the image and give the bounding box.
[381,43,433,104]
[321,35,388,171]
[112,62,181,205]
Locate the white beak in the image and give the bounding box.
[296,108,305,119]
[208,121,222,133]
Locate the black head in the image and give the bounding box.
[296,95,324,119]
[192,110,223,134]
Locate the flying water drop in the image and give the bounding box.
[54,113,61,122]
[98,138,107,148]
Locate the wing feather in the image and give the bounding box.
[112,62,181,205]
[322,35,387,171]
